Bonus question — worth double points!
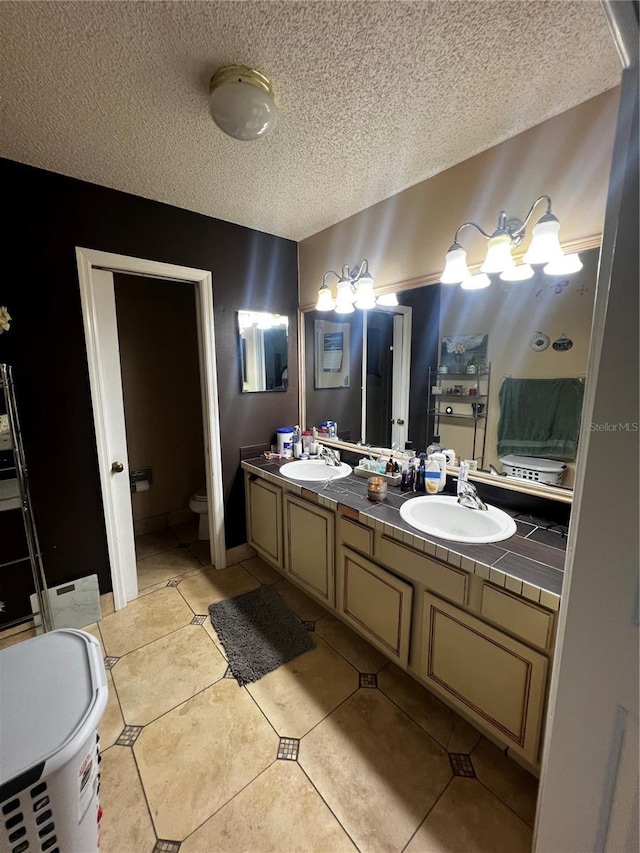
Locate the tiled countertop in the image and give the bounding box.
[241,458,567,610]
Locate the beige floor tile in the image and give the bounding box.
[137,546,202,590]
[240,554,283,584]
[246,634,358,738]
[100,592,115,617]
[99,586,194,657]
[447,715,482,755]
[181,759,357,853]
[135,680,277,840]
[99,670,125,750]
[135,527,180,560]
[471,737,539,827]
[300,688,452,853]
[378,663,480,753]
[274,578,327,621]
[405,777,532,853]
[189,539,213,566]
[178,564,260,614]
[201,617,227,658]
[171,517,199,544]
[112,624,227,725]
[315,613,389,673]
[99,746,156,853]
[0,627,37,650]
[81,622,105,655]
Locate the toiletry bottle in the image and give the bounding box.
[426,434,444,456]
[431,451,447,492]
[417,453,426,492]
[425,455,441,494]
[386,458,395,474]
[293,425,302,459]
[400,462,410,492]
[457,460,470,497]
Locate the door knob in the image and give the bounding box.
[111,461,124,473]
[396,418,405,425]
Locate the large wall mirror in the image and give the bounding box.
[238,311,289,393]
[301,246,599,492]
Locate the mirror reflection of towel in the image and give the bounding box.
[497,378,584,460]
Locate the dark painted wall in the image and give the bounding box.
[0,158,298,598]
[304,310,364,442]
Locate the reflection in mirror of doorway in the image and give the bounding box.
[238,311,289,393]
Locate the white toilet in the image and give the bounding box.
[189,488,209,540]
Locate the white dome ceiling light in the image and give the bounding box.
[209,65,278,141]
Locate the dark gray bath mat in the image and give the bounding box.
[208,585,315,686]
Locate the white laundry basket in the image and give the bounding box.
[499,455,567,485]
[0,629,107,853]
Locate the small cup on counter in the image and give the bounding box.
[367,476,387,502]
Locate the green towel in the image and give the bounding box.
[497,378,584,460]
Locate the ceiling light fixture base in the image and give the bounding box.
[209,65,278,141]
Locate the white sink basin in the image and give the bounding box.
[279,459,352,482]
[399,495,516,544]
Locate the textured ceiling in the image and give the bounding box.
[0,1,620,241]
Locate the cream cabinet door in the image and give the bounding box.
[284,495,335,606]
[337,547,413,667]
[421,592,548,764]
[245,475,283,568]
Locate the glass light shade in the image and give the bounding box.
[481,234,516,274]
[335,279,356,313]
[543,253,583,275]
[500,263,534,282]
[523,215,562,264]
[209,78,278,141]
[354,283,376,310]
[441,245,470,284]
[315,285,335,311]
[376,292,399,306]
[460,273,491,290]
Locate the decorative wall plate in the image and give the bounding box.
[529,331,550,352]
[553,334,574,351]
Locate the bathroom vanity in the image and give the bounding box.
[242,457,566,770]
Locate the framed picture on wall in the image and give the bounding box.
[440,333,488,373]
[314,319,350,388]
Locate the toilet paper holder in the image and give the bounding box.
[130,467,153,491]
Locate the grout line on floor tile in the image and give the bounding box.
[129,731,164,841]
[472,771,538,830]
[177,759,279,848]
[399,775,457,853]
[103,617,201,660]
[295,759,361,851]
[375,680,453,757]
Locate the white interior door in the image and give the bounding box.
[81,268,138,607]
[76,249,226,611]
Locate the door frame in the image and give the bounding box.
[75,248,226,611]
[361,305,412,447]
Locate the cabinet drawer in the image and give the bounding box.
[481,584,554,650]
[338,515,374,556]
[421,592,548,763]
[378,536,467,605]
[338,547,413,666]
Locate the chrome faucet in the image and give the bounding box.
[321,446,342,467]
[456,479,488,511]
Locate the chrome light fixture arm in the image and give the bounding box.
[509,194,554,241]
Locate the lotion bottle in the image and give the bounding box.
[431,451,447,492]
[425,456,441,494]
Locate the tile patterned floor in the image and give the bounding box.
[1,541,539,852]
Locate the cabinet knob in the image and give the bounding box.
[111,461,124,473]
